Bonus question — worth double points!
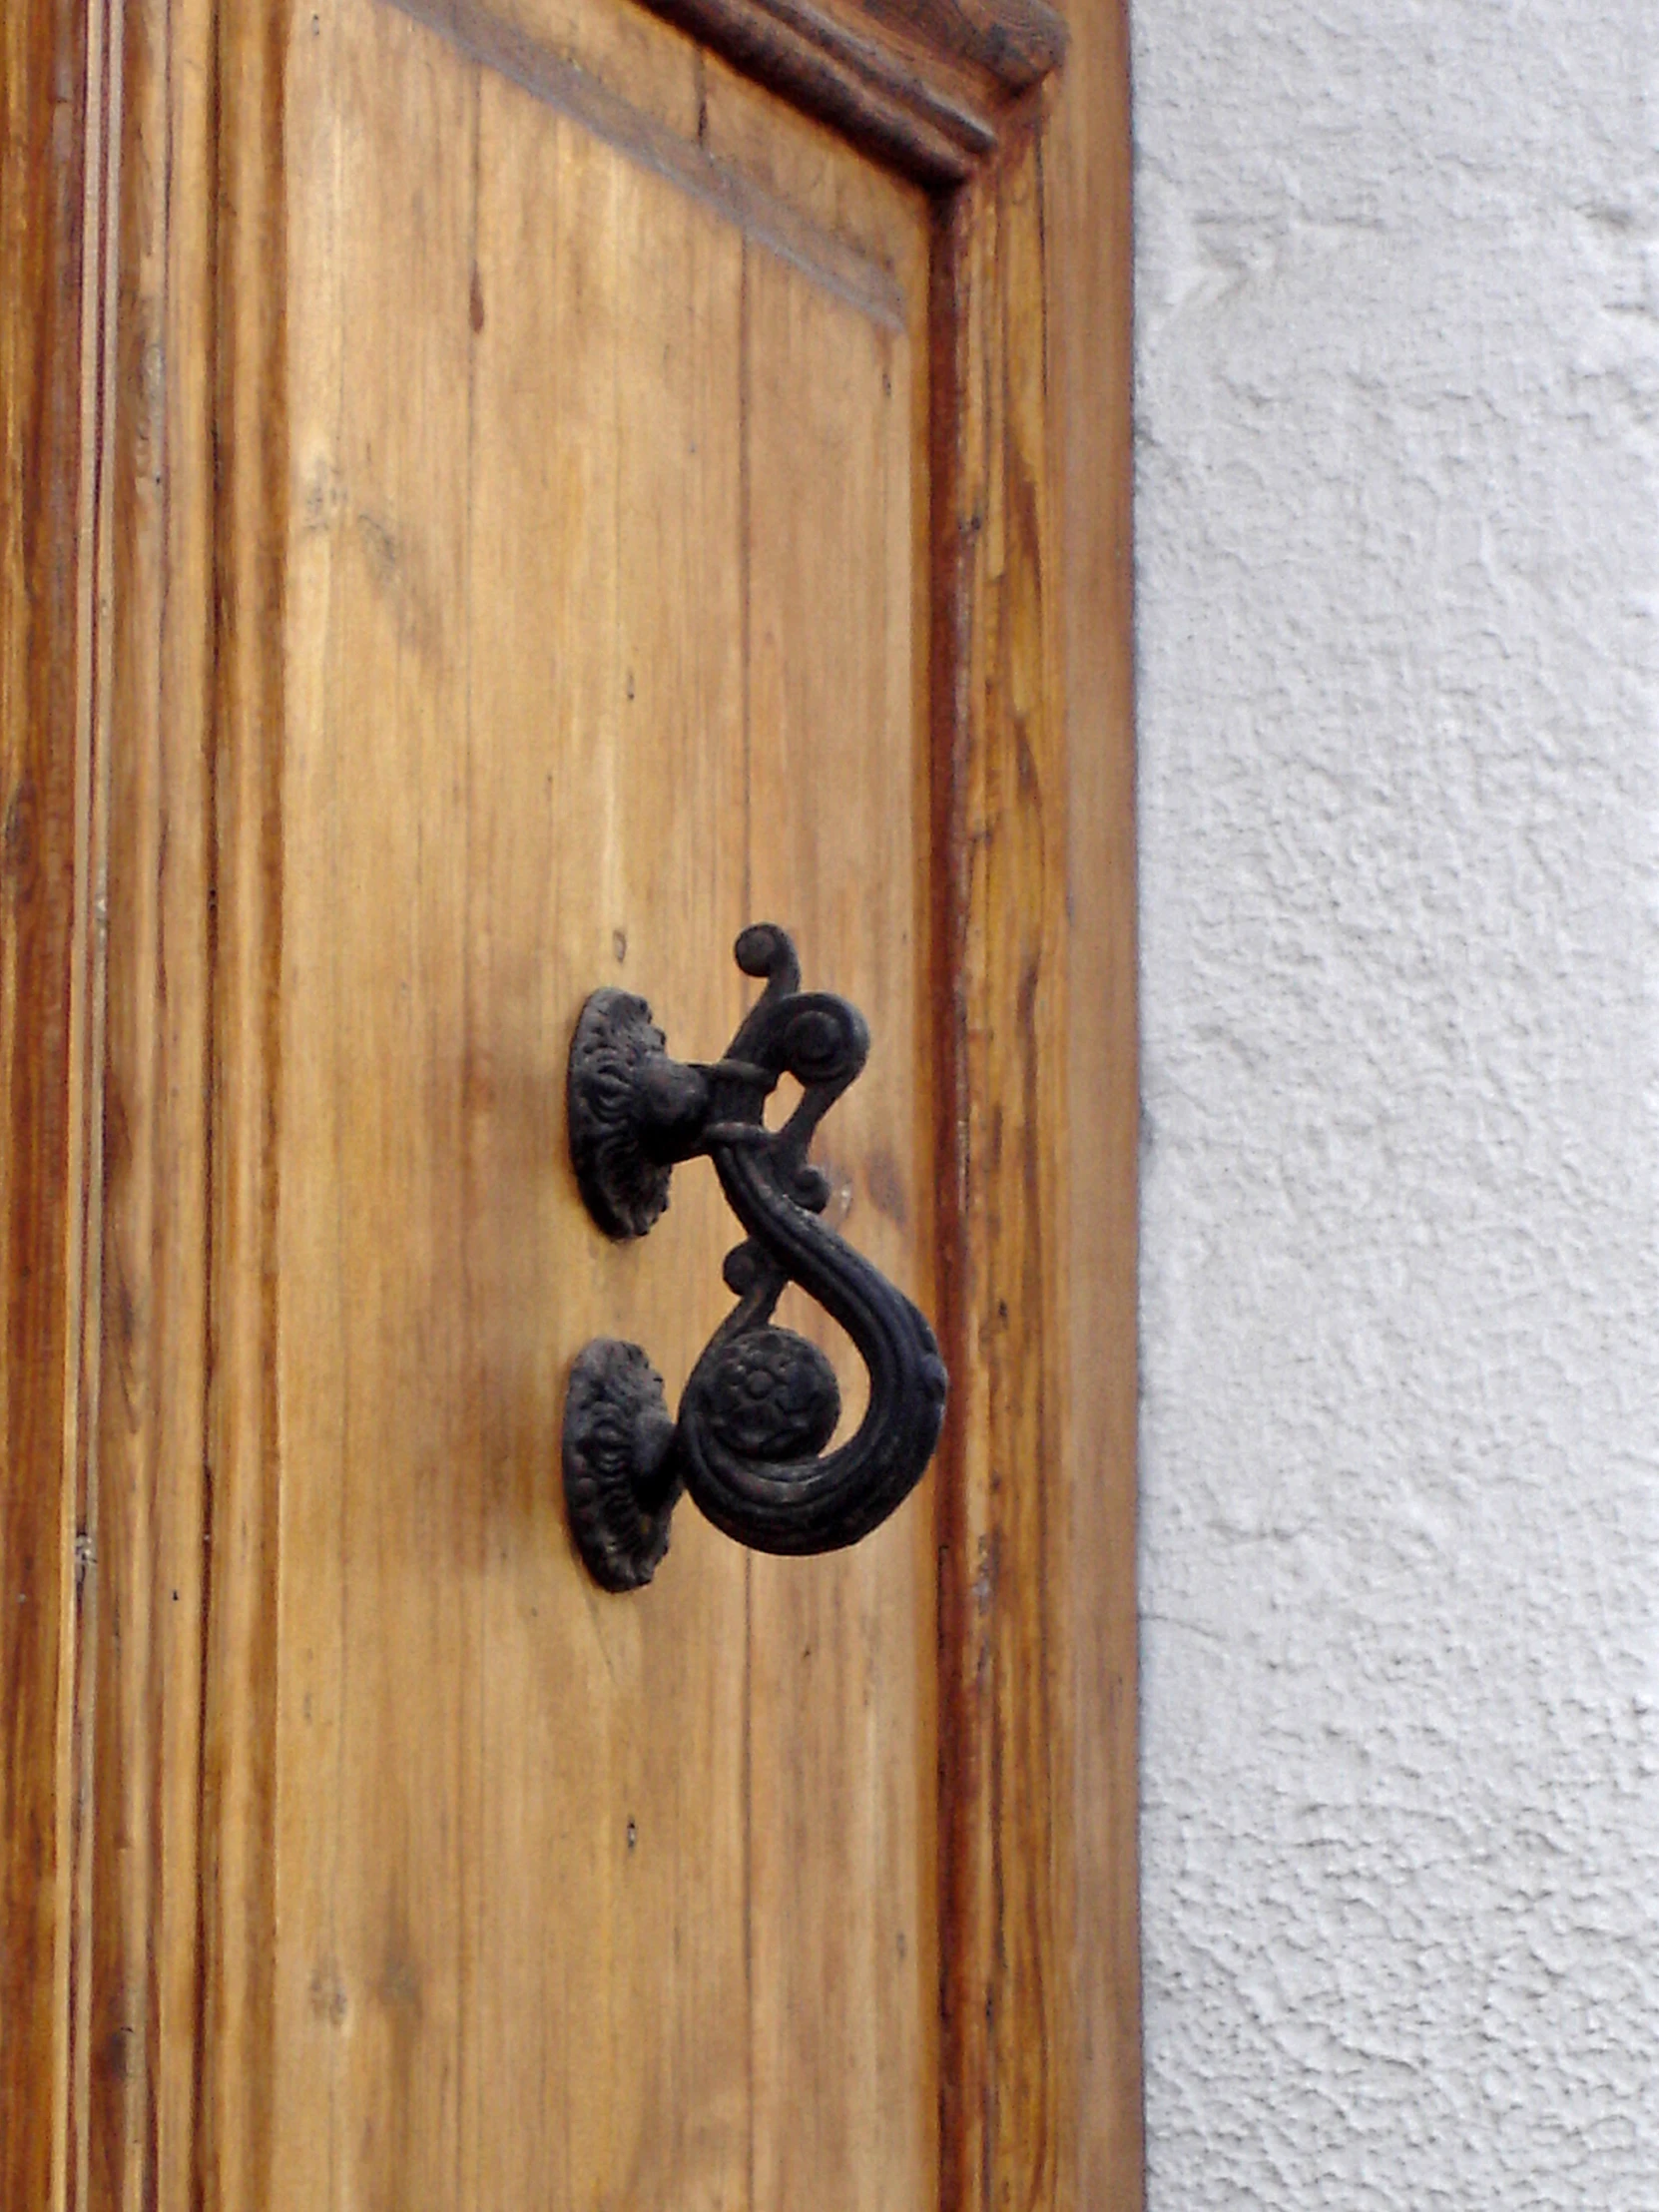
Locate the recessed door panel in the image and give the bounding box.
[275,1,932,2203]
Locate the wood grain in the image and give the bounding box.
[272,9,753,2204]
[80,0,217,2203]
[1047,4,1144,2200]
[931,123,1077,2212]
[267,5,936,2206]
[194,0,289,2196]
[463,52,751,2212]
[393,0,912,318]
[640,0,1065,184]
[922,32,1142,2203]
[276,13,478,2203]
[0,0,92,2203]
[845,0,1066,90]
[744,216,936,2212]
[3,0,1142,2202]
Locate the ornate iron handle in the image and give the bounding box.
[562,923,948,1591]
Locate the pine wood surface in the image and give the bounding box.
[1,0,1140,2201]
[1,0,94,2202]
[742,226,935,2211]
[1048,8,1144,2198]
[640,0,1067,185]
[249,4,932,2203]
[930,127,1077,2212]
[81,0,217,2203]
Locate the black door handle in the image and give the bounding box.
[562,924,948,1591]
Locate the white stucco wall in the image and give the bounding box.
[1132,3,1659,2202]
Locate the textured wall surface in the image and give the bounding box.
[1133,2,1659,2201]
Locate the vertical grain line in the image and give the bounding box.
[737,229,756,2212]
[319,6,352,2198]
[0,0,94,2191]
[188,0,228,2194]
[187,0,223,2181]
[64,0,125,2193]
[927,175,975,2212]
[195,0,287,2199]
[139,0,183,2196]
[458,59,485,2212]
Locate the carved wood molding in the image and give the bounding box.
[643,0,1066,181]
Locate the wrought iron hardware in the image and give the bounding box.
[563,923,948,1591]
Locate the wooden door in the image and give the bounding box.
[0,0,1141,2204]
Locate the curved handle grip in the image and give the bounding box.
[563,924,948,1592]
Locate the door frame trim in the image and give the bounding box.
[922,26,1142,2199]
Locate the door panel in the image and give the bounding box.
[276,1,931,2203]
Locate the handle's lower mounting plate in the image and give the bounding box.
[562,1338,679,1591]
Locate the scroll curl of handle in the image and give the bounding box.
[563,924,948,1592]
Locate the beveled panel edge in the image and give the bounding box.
[642,0,1065,185]
[394,0,912,321]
